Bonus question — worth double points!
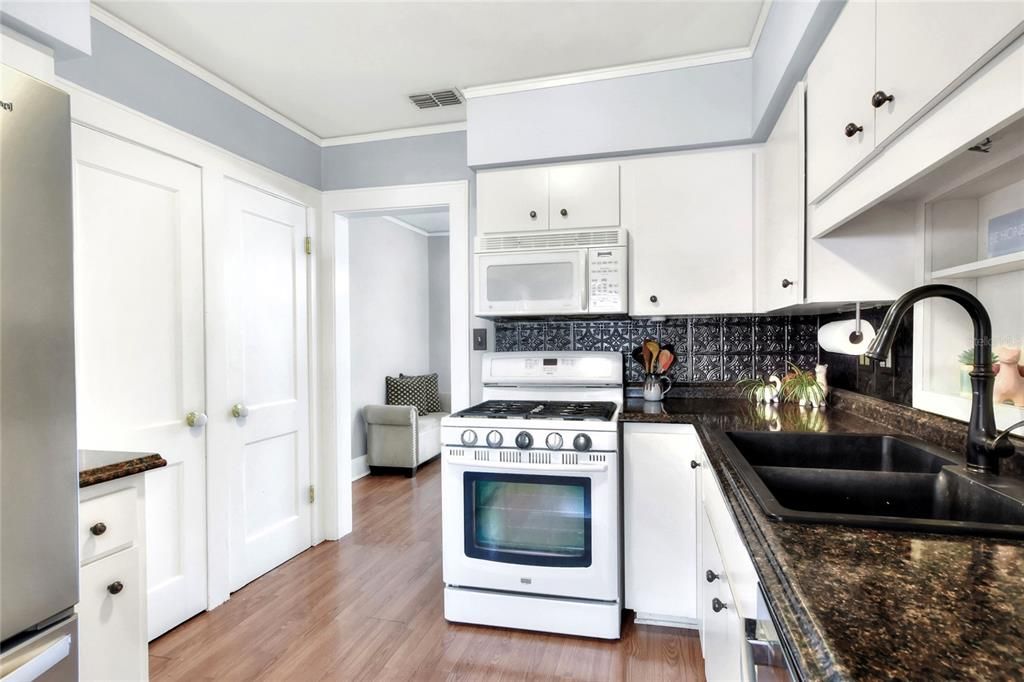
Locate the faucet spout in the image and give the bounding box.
[865,284,1015,474]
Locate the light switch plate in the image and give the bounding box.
[473,328,487,351]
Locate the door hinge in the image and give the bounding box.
[308,485,315,504]
[304,236,312,255]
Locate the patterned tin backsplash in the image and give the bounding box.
[494,316,821,383]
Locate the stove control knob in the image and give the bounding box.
[486,430,503,448]
[461,430,478,446]
[573,433,592,452]
[515,431,533,449]
[545,433,564,450]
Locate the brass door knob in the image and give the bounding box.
[231,403,249,419]
[185,411,208,428]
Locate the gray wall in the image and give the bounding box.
[321,131,473,190]
[428,236,451,397]
[466,59,753,167]
[55,19,322,187]
[348,217,431,459]
[751,0,846,139]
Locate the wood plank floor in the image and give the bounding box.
[149,460,706,681]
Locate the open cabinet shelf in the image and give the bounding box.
[931,251,1024,279]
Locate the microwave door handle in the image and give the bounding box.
[580,253,589,312]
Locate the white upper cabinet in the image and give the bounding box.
[547,163,620,230]
[806,1,875,203]
[476,162,619,233]
[756,82,806,312]
[806,0,1024,210]
[623,149,754,316]
[477,166,549,232]
[874,1,1024,144]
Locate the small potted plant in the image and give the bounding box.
[781,363,826,409]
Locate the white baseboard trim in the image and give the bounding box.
[352,455,370,481]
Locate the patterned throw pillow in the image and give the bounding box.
[399,373,443,413]
[385,373,442,416]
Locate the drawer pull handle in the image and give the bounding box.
[559,208,568,217]
[706,569,720,583]
[844,123,863,138]
[90,522,107,536]
[712,597,727,613]
[690,460,700,469]
[107,581,124,595]
[529,210,537,219]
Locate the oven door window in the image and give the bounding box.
[464,472,592,567]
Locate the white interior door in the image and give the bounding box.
[223,179,312,592]
[72,125,208,640]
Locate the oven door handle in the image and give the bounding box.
[446,458,608,473]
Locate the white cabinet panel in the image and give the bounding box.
[548,163,620,230]
[757,82,806,312]
[624,149,754,316]
[875,1,1024,144]
[72,125,207,641]
[806,1,875,202]
[79,547,145,682]
[477,167,549,233]
[623,424,701,623]
[700,507,744,682]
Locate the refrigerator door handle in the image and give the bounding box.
[1,635,71,682]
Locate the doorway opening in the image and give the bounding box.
[345,208,451,479]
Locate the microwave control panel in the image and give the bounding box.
[588,246,627,313]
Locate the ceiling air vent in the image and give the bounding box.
[408,89,463,109]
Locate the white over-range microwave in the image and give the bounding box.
[474,228,628,317]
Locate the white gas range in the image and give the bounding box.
[441,351,623,639]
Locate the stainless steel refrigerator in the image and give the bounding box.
[0,64,79,681]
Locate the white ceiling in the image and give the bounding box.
[97,1,766,140]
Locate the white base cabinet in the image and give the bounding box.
[700,506,744,682]
[78,475,148,682]
[623,423,702,625]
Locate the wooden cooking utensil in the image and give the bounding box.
[644,340,661,373]
[657,349,674,374]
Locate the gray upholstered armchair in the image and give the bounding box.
[363,393,451,476]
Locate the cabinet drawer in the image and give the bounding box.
[79,547,146,682]
[80,487,137,564]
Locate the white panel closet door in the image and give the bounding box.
[72,125,208,640]
[223,180,312,592]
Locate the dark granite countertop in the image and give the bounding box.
[620,389,1024,681]
[79,450,166,488]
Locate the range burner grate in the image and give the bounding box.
[451,400,617,422]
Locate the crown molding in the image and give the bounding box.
[321,122,467,147]
[90,4,323,145]
[461,46,753,100]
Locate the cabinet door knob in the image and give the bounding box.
[649,295,658,303]
[90,522,107,536]
[690,460,701,469]
[231,403,249,419]
[712,597,727,613]
[781,278,794,288]
[844,123,864,138]
[559,208,568,217]
[529,210,537,219]
[871,90,895,108]
[107,581,124,595]
[706,569,720,583]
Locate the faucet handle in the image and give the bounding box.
[995,420,1024,447]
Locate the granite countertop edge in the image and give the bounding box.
[79,454,167,488]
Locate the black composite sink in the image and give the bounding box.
[720,431,1024,539]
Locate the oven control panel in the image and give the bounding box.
[444,426,617,454]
